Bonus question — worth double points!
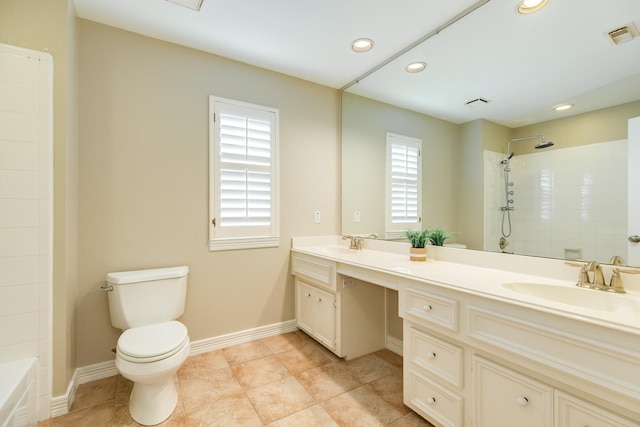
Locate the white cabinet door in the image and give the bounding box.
[474,356,552,427]
[313,286,336,350]
[555,391,639,427]
[296,280,314,333]
[295,279,336,351]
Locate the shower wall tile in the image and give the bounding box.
[0,111,39,142]
[0,284,39,316]
[0,170,40,198]
[0,227,39,257]
[0,341,38,364]
[0,51,39,85]
[0,140,39,170]
[484,139,628,264]
[0,44,53,418]
[0,256,39,286]
[0,312,39,345]
[0,81,39,114]
[0,199,39,227]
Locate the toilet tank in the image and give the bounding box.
[106,266,189,330]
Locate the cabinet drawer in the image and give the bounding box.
[406,325,463,389]
[403,286,458,332]
[291,253,336,291]
[473,356,553,427]
[405,369,463,427]
[555,391,638,427]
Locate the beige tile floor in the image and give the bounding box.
[39,330,434,427]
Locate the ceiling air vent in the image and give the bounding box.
[465,97,491,108]
[606,23,638,45]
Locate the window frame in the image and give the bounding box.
[209,96,280,251]
[385,132,422,239]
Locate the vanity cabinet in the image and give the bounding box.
[399,280,640,427]
[290,239,640,426]
[292,252,386,359]
[295,279,335,350]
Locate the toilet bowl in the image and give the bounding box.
[105,266,190,426]
[115,321,190,425]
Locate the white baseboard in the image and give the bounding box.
[189,319,298,355]
[48,319,298,417]
[386,335,403,356]
[49,369,77,418]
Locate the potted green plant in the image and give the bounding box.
[425,227,453,246]
[404,229,429,261]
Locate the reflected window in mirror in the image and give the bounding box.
[386,133,422,239]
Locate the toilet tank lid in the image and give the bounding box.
[106,266,189,285]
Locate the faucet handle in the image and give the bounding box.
[609,267,640,293]
[565,261,591,287]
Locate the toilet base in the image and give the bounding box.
[129,374,178,426]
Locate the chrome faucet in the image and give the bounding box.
[341,233,378,250]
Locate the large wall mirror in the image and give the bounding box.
[342,0,640,266]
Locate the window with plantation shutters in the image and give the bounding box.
[209,97,279,250]
[386,133,422,239]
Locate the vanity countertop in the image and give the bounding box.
[291,236,640,336]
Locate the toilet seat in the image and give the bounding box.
[117,321,188,363]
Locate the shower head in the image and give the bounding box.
[506,135,554,157]
[535,140,554,149]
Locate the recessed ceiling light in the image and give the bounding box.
[553,103,573,111]
[406,62,427,73]
[351,38,374,53]
[516,0,549,14]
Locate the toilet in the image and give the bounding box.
[105,266,190,426]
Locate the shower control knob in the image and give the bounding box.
[629,235,640,243]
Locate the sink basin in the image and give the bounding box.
[503,282,640,313]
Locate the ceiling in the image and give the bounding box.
[73,0,640,127]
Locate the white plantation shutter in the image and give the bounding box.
[386,133,422,238]
[210,97,279,250]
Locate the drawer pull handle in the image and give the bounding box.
[427,352,436,359]
[517,396,529,407]
[306,293,311,297]
[423,304,432,312]
[426,397,436,404]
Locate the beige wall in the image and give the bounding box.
[0,0,78,396]
[76,20,340,366]
[513,101,640,155]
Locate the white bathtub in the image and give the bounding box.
[0,358,38,427]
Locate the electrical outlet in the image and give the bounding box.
[354,211,361,223]
[342,277,356,288]
[314,211,321,223]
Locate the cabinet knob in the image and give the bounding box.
[426,397,436,404]
[423,304,432,312]
[427,352,436,359]
[517,396,529,406]
[317,298,322,302]
[306,293,311,297]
